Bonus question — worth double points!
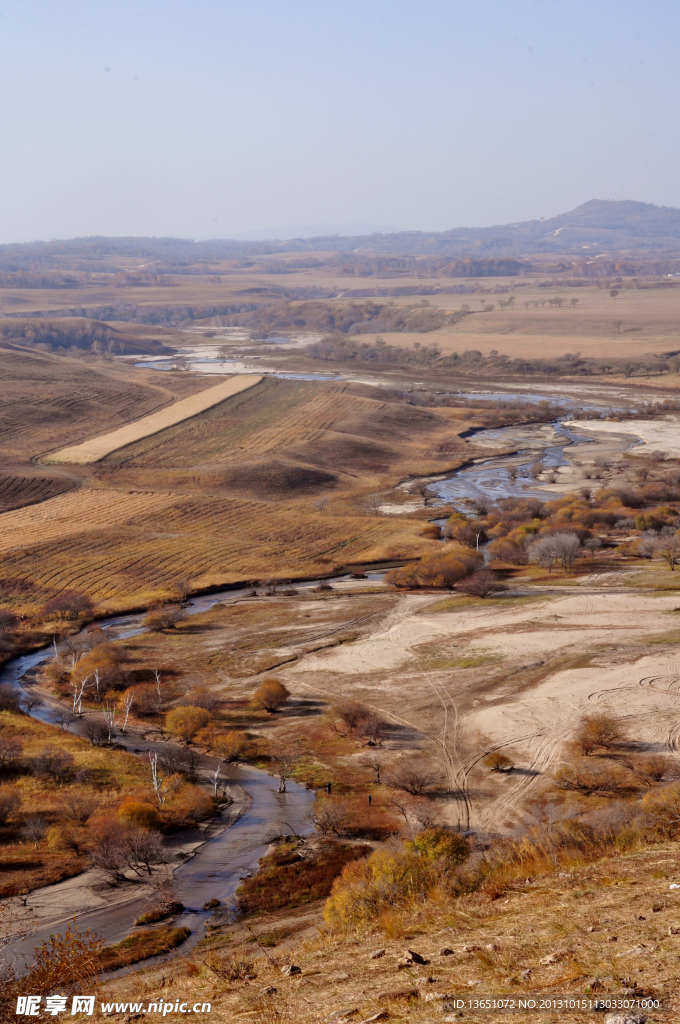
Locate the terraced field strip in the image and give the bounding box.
[0,488,177,555]
[45,375,262,464]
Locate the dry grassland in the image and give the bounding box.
[352,284,680,363]
[46,375,262,464]
[99,840,680,1023]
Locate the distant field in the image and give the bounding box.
[47,374,262,464]
[0,473,75,512]
[350,285,680,362]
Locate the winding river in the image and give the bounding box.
[2,369,647,973]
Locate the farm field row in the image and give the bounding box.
[47,375,262,463]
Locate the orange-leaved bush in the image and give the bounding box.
[386,544,482,589]
[117,798,162,831]
[165,706,210,743]
[251,678,290,713]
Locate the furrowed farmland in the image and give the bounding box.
[0,363,473,614]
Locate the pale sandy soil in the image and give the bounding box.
[0,488,177,555]
[45,375,262,463]
[566,416,680,457]
[284,587,680,830]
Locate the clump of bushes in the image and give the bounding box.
[386,544,482,589]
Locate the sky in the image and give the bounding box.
[1,0,679,242]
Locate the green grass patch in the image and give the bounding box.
[237,841,369,917]
[97,926,191,971]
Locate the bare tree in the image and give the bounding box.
[270,746,300,793]
[657,536,680,571]
[71,673,91,715]
[102,703,118,744]
[529,533,581,572]
[50,707,76,734]
[312,799,349,836]
[210,763,223,796]
[358,751,387,785]
[122,828,164,876]
[32,748,74,784]
[82,718,108,746]
[21,816,47,848]
[116,692,134,733]
[148,750,167,806]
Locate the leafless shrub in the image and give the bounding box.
[144,605,186,631]
[0,737,22,773]
[180,684,219,711]
[574,713,625,755]
[626,754,668,786]
[0,786,20,825]
[457,568,508,598]
[313,798,350,836]
[484,751,514,772]
[32,748,75,784]
[270,745,301,793]
[50,707,77,732]
[82,719,108,746]
[59,792,98,825]
[21,816,47,847]
[386,759,438,796]
[158,747,201,783]
[554,759,627,795]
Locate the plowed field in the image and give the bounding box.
[0,473,75,512]
[47,375,262,463]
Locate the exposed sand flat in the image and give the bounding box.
[565,417,680,456]
[45,374,262,463]
[0,488,177,554]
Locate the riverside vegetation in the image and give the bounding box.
[5,226,680,1016]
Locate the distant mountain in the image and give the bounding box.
[227,222,399,241]
[288,200,680,257]
[3,201,680,267]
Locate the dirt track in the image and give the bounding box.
[284,583,680,830]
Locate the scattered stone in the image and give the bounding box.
[669,883,680,889]
[377,987,419,1001]
[415,976,437,985]
[587,926,596,932]
[668,925,680,935]
[424,993,455,1002]
[607,935,618,942]
[357,1014,388,1024]
[622,945,647,956]
[370,948,386,959]
[538,953,559,966]
[439,948,454,957]
[485,943,499,951]
[403,948,429,964]
[638,916,646,921]
[261,987,277,996]
[520,969,532,982]
[203,898,220,910]
[280,964,302,976]
[327,1010,358,1022]
[462,944,480,953]
[586,978,604,993]
[621,988,639,996]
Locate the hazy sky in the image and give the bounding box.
[1,0,679,242]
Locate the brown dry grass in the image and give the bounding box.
[97,839,680,1023]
